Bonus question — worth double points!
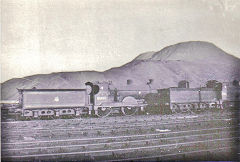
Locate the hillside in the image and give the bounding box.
[134,41,239,64]
[1,41,240,100]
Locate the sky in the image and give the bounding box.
[1,0,240,83]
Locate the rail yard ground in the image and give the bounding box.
[1,110,240,161]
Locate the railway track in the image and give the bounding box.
[1,111,234,132]
[2,115,234,131]
[2,116,236,142]
[1,111,239,161]
[110,146,236,161]
[2,127,236,151]
[2,132,238,161]
[1,109,234,126]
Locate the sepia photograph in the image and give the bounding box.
[1,0,240,161]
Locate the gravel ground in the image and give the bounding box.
[1,110,239,161]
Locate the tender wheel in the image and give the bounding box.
[121,106,138,116]
[171,104,181,113]
[24,116,33,120]
[222,102,227,109]
[96,107,112,118]
[185,104,195,114]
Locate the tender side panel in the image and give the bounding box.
[169,88,220,103]
[170,89,199,103]
[200,90,219,102]
[23,91,86,109]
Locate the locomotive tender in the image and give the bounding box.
[18,89,90,118]
[5,79,240,119]
[157,87,221,113]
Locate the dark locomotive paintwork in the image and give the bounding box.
[91,81,146,117]
[158,87,222,113]
[159,87,220,103]
[222,82,240,107]
[4,80,239,119]
[144,80,239,114]
[116,90,156,101]
[19,89,88,109]
[18,89,91,118]
[144,87,221,114]
[16,81,146,118]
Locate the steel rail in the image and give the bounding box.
[2,117,235,135]
[2,137,237,159]
[110,146,235,161]
[1,111,234,124]
[2,126,234,145]
[2,129,236,152]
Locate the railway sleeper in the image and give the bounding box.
[2,121,236,144]
[2,138,236,161]
[2,130,236,157]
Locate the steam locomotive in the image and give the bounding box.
[15,81,146,119]
[2,80,240,119]
[145,80,223,114]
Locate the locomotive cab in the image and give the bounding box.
[222,80,240,108]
